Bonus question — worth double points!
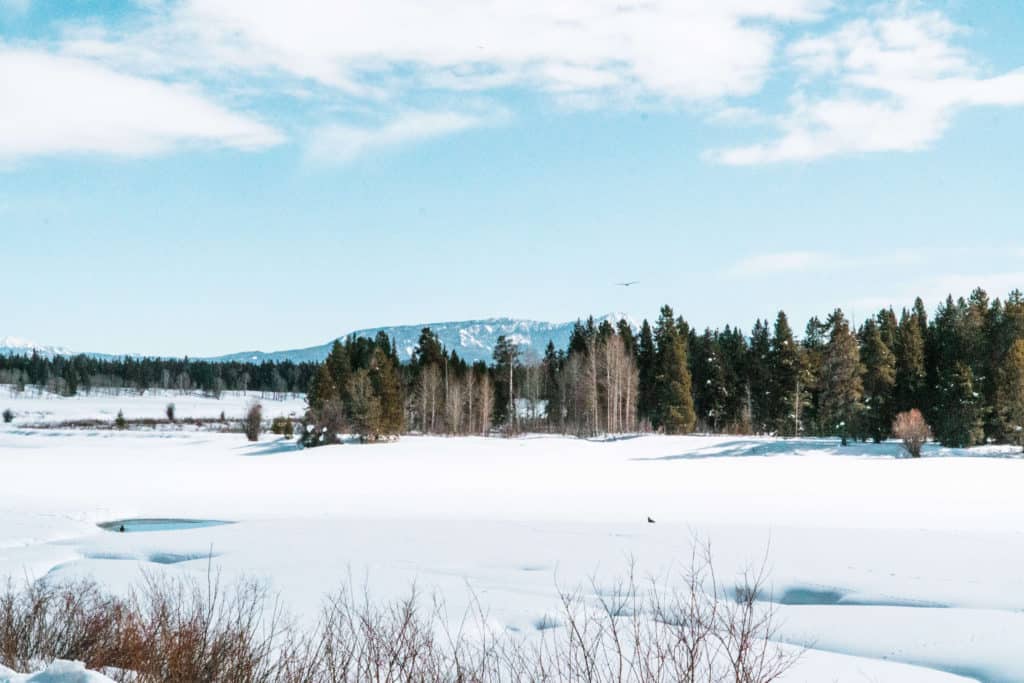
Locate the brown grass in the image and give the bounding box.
[0,548,796,682]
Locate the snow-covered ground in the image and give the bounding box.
[1,391,1022,682]
[0,386,305,425]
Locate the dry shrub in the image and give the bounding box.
[245,403,263,442]
[1,548,797,683]
[893,409,931,458]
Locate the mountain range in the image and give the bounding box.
[1,314,638,365]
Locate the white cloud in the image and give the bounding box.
[707,105,767,126]
[305,110,491,164]
[61,1,831,105]
[709,7,1024,165]
[7,1,1022,166]
[0,45,285,163]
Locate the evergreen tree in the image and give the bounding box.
[800,316,828,436]
[819,310,863,445]
[541,341,563,432]
[894,308,927,413]
[933,362,984,447]
[492,336,520,431]
[568,318,596,355]
[876,308,899,351]
[616,318,636,356]
[413,328,446,368]
[325,340,350,404]
[768,311,799,435]
[964,288,995,437]
[690,330,727,432]
[636,320,657,426]
[913,297,929,340]
[747,319,772,433]
[996,339,1024,451]
[370,347,404,436]
[652,306,695,433]
[306,363,338,414]
[927,295,966,420]
[859,318,896,443]
[716,325,749,431]
[347,369,382,440]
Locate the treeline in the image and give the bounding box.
[301,288,1024,449]
[0,353,317,398]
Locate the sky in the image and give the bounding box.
[1,0,1023,357]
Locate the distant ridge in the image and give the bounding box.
[1,314,639,365]
[0,336,73,359]
[205,314,639,365]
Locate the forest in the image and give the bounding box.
[302,287,1024,449]
[5,287,1024,449]
[0,353,316,398]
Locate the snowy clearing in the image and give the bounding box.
[1,392,1022,681]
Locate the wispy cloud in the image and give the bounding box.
[305,110,496,164]
[4,1,1023,165]
[707,6,1024,165]
[57,1,830,107]
[0,46,284,164]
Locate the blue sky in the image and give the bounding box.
[2,0,1023,357]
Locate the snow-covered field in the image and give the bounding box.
[1,391,1022,682]
[0,386,306,425]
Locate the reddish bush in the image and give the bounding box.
[893,409,931,458]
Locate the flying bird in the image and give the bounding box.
[617,281,639,287]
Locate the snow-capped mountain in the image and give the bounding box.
[0,336,73,359]
[207,314,639,365]
[1,314,639,365]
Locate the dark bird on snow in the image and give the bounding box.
[647,516,655,524]
[617,281,639,287]
[118,524,126,533]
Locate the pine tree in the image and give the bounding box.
[747,319,772,433]
[306,363,338,414]
[636,320,656,426]
[616,318,636,356]
[859,318,896,443]
[934,362,984,447]
[492,336,520,432]
[876,308,899,350]
[690,329,727,432]
[894,308,927,413]
[716,325,749,432]
[325,340,350,404]
[413,328,446,368]
[768,311,799,435]
[995,339,1024,451]
[819,310,863,445]
[347,369,381,441]
[964,288,995,438]
[541,341,563,432]
[371,347,404,436]
[652,306,695,434]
